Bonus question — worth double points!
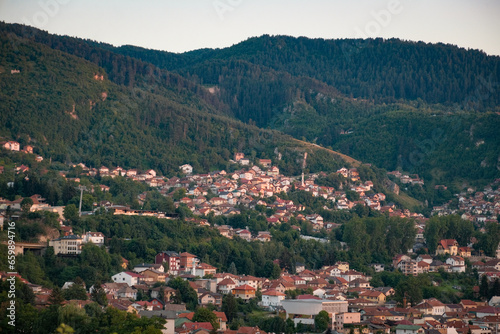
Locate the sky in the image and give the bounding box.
[0,0,499,56]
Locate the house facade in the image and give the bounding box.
[49,234,83,255]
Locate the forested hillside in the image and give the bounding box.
[1,22,499,185]
[100,34,500,185]
[0,23,352,177]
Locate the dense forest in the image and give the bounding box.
[0,24,353,177]
[1,21,499,184]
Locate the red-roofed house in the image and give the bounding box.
[436,239,459,256]
[217,278,237,294]
[232,284,256,300]
[180,252,199,271]
[262,290,285,309]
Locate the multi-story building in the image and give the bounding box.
[49,234,83,255]
[155,251,180,274]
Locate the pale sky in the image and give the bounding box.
[1,0,499,56]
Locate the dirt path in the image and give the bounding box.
[292,138,362,167]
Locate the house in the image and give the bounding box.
[393,254,411,268]
[194,263,217,277]
[256,231,272,242]
[112,271,144,286]
[359,291,386,305]
[261,290,286,309]
[416,254,433,264]
[139,310,177,334]
[217,278,237,294]
[22,145,34,154]
[49,234,83,255]
[117,286,137,299]
[142,269,167,282]
[235,229,252,241]
[267,166,280,176]
[82,232,105,246]
[239,276,262,290]
[133,263,165,273]
[199,292,222,308]
[151,286,176,301]
[179,252,199,271]
[395,325,424,334]
[155,251,180,274]
[306,214,324,228]
[99,166,110,175]
[373,287,396,297]
[446,256,466,273]
[179,164,193,175]
[459,247,473,258]
[239,158,250,166]
[436,239,459,256]
[334,312,361,333]
[234,153,245,161]
[282,299,348,327]
[258,159,272,168]
[416,298,446,315]
[232,284,256,300]
[213,311,228,331]
[2,141,20,151]
[340,270,364,282]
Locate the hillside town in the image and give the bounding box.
[2,142,500,334]
[5,239,500,334]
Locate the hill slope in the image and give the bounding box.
[0,24,356,177]
[94,34,500,185]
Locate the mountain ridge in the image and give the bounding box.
[1,22,499,187]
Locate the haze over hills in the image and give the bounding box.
[1,22,499,187]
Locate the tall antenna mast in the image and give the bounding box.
[301,152,307,187]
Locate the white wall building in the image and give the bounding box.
[112,271,144,286]
[262,290,286,309]
[49,234,83,255]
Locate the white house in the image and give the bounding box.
[2,141,20,151]
[262,290,286,309]
[112,271,144,286]
[117,286,138,299]
[82,232,105,246]
[217,278,237,294]
[179,164,193,175]
[446,256,466,273]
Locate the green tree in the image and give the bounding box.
[491,279,500,298]
[63,204,79,222]
[222,293,237,322]
[49,286,65,305]
[91,281,108,306]
[395,276,422,306]
[63,280,88,301]
[167,277,198,310]
[314,310,330,332]
[480,275,490,300]
[21,197,33,214]
[55,323,75,333]
[228,262,238,275]
[192,307,219,330]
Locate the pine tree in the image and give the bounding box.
[91,281,108,306]
[228,262,237,275]
[480,275,490,300]
[49,286,64,305]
